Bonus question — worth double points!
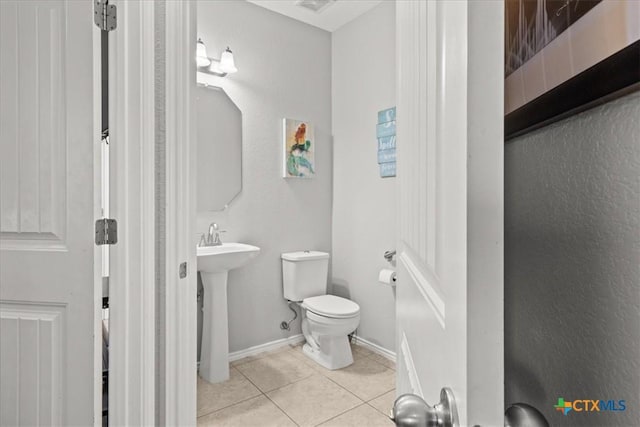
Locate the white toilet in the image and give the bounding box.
[281,251,360,370]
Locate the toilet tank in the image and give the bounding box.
[281,251,330,301]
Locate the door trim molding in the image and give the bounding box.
[400,333,423,398]
[92,17,103,425]
[108,0,156,424]
[398,251,445,327]
[163,0,197,425]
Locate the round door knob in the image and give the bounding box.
[391,394,432,426]
[391,388,459,427]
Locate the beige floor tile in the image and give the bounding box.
[230,345,294,367]
[324,356,395,401]
[266,375,362,426]
[289,342,373,374]
[197,395,296,427]
[320,403,395,427]
[286,344,307,362]
[350,342,374,359]
[284,344,335,373]
[368,353,396,370]
[197,368,262,417]
[229,354,264,367]
[368,390,396,416]
[234,350,315,392]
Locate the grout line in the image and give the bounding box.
[197,347,395,425]
[234,351,316,394]
[313,402,368,427]
[365,386,396,403]
[366,401,393,419]
[322,374,366,404]
[195,368,263,419]
[259,371,316,394]
[234,364,300,427]
[232,364,269,393]
[235,348,362,426]
[195,393,262,420]
[262,390,300,427]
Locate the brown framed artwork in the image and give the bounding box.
[504,0,640,140]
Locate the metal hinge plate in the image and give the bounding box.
[95,218,118,245]
[94,0,117,32]
[179,262,188,279]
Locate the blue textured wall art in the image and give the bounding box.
[377,107,396,178]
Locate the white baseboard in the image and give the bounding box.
[351,335,396,363]
[199,333,393,369]
[228,334,305,362]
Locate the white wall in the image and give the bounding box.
[505,92,640,425]
[196,0,332,352]
[331,2,396,352]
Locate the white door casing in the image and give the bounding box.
[107,0,157,425]
[0,0,101,425]
[395,1,504,426]
[163,0,198,425]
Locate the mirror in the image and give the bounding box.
[196,85,242,211]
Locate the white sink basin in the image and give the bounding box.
[197,243,260,273]
[197,242,260,384]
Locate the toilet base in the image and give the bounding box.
[302,335,353,370]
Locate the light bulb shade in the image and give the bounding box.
[196,38,211,67]
[219,47,237,74]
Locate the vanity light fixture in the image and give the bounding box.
[219,47,238,74]
[196,38,211,67]
[196,39,238,77]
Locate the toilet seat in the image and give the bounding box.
[302,295,360,319]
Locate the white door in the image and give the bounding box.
[0,1,100,425]
[395,1,504,426]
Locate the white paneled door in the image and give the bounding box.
[0,1,99,425]
[395,1,504,426]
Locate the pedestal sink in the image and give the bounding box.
[197,243,260,383]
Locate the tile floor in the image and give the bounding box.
[197,343,396,426]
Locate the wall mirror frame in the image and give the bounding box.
[196,83,243,211]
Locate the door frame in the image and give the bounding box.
[158,0,504,425]
[107,0,157,424]
[163,0,198,425]
[92,15,103,425]
[466,1,504,423]
[107,0,196,424]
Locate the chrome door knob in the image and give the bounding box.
[391,388,459,427]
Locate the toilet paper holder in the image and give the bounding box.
[379,268,397,285]
[384,250,396,262]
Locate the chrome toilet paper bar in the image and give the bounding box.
[384,250,396,262]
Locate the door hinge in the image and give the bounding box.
[179,262,188,279]
[95,218,118,245]
[94,0,117,32]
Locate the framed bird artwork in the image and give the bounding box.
[282,118,315,178]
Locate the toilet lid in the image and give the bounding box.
[302,295,360,318]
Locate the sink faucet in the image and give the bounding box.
[200,222,225,247]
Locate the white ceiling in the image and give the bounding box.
[246,0,384,32]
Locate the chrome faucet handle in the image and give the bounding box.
[199,233,206,247]
[213,230,226,245]
[206,222,220,245]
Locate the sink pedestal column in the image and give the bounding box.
[199,271,230,383]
